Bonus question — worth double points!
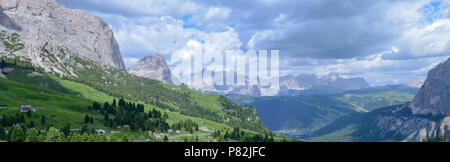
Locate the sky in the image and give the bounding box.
[56,0,450,87]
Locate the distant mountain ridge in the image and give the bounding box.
[226,82,417,132]
[192,73,370,96]
[278,74,370,96]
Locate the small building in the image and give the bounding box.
[70,129,82,132]
[96,130,106,134]
[20,105,33,112]
[95,129,111,134]
[0,105,7,109]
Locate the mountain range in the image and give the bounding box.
[181,73,372,97]
[227,82,419,133]
[278,74,371,96]
[309,58,450,142]
[1,0,448,143]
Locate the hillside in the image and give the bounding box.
[309,58,450,142]
[0,62,292,142]
[0,0,290,142]
[0,22,271,133]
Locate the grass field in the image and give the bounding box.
[0,78,105,128]
[56,78,236,132]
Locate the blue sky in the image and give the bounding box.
[56,0,450,86]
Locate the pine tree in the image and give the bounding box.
[19,114,25,123]
[224,131,229,140]
[62,124,71,137]
[112,99,117,107]
[0,126,7,141]
[29,120,35,128]
[27,111,32,118]
[25,128,39,142]
[84,115,90,124]
[163,112,169,119]
[104,114,109,121]
[164,135,169,142]
[40,115,46,125]
[0,59,6,69]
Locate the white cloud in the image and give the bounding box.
[113,16,198,57]
[59,0,450,87]
[123,57,140,68]
[205,7,231,20]
[103,0,199,17]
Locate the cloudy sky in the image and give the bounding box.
[57,0,450,86]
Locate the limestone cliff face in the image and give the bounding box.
[375,58,450,141]
[409,58,450,116]
[127,54,173,85]
[0,0,125,75]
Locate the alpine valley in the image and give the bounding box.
[1,0,449,143]
[228,58,450,142]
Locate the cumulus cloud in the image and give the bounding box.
[57,0,450,87]
[123,57,140,68]
[113,16,198,58]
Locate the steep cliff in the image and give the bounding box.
[310,58,450,142]
[0,0,125,76]
[409,59,450,116]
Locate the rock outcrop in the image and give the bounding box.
[0,0,125,75]
[403,79,424,88]
[438,116,450,142]
[376,58,450,141]
[409,58,450,116]
[127,54,173,84]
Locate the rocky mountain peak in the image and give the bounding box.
[409,58,450,116]
[127,54,173,85]
[403,79,424,88]
[0,0,126,75]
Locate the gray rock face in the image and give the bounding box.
[403,79,424,88]
[0,0,125,73]
[438,116,450,142]
[127,54,173,84]
[374,106,440,142]
[410,58,450,116]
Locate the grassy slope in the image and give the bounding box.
[56,77,235,132]
[1,30,269,135]
[308,125,357,142]
[0,64,236,131]
[225,90,414,133]
[0,78,105,129]
[60,74,294,141]
[331,91,414,112]
[1,69,287,141]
